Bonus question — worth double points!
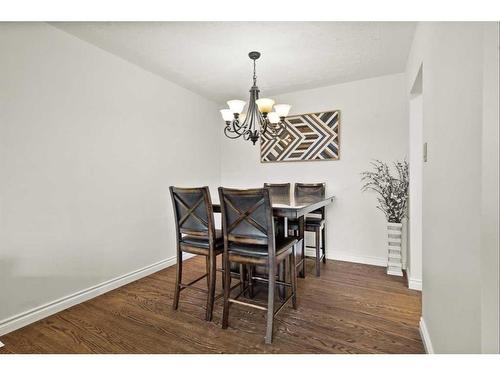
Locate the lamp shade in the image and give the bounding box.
[220,109,233,122]
[239,112,247,122]
[274,104,291,118]
[256,98,275,113]
[227,100,246,114]
[267,112,280,124]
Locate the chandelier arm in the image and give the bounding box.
[275,120,286,134]
[242,128,254,141]
[224,126,247,139]
[224,118,250,139]
[224,122,244,137]
[224,127,244,139]
[267,124,279,139]
[266,119,287,139]
[261,118,269,135]
[230,119,247,133]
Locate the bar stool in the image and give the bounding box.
[169,186,223,321]
[218,187,299,344]
[290,183,326,277]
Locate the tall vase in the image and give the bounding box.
[387,221,403,276]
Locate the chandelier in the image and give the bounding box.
[220,51,291,145]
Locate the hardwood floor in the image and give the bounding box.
[0,257,424,353]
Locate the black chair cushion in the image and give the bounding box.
[305,217,324,229]
[181,229,223,249]
[288,217,324,231]
[228,236,297,258]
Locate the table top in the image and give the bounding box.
[212,195,335,219]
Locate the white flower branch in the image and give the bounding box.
[361,160,409,223]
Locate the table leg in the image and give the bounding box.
[278,217,288,300]
[298,215,306,278]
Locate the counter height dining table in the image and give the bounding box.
[212,194,335,279]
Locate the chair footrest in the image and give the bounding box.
[179,284,206,293]
[305,245,325,250]
[179,272,208,292]
[305,254,326,260]
[228,298,268,311]
[251,275,293,288]
[273,293,295,317]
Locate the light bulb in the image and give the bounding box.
[227,100,246,114]
[268,112,280,124]
[274,104,291,118]
[256,98,275,114]
[220,109,233,122]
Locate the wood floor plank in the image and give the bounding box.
[0,257,424,353]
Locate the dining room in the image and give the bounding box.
[0,14,498,359]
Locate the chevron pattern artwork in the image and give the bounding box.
[260,110,340,163]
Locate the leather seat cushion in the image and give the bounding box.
[228,236,297,258]
[304,217,324,229]
[288,217,324,231]
[181,229,223,250]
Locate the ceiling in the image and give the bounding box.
[52,22,416,103]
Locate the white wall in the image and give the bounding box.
[406,22,499,353]
[220,74,409,265]
[0,23,221,330]
[480,22,499,354]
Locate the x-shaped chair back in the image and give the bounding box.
[169,186,215,241]
[218,187,275,252]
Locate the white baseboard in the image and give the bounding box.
[408,278,422,291]
[328,251,387,267]
[316,250,421,289]
[0,253,193,337]
[406,267,422,291]
[419,317,434,354]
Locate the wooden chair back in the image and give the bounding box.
[294,183,326,215]
[264,183,291,205]
[169,186,216,244]
[218,187,275,254]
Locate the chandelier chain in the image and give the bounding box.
[252,59,257,86]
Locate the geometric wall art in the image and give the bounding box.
[260,110,340,163]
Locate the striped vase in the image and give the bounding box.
[387,222,403,276]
